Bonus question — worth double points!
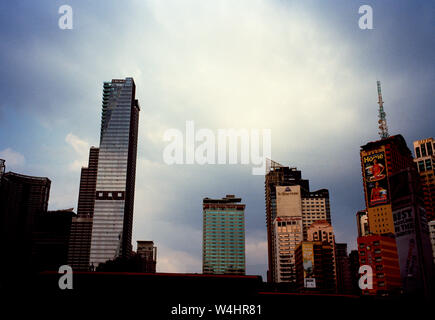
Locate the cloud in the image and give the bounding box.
[65,133,90,171]
[0,148,25,169]
[155,244,202,273]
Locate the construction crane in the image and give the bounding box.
[377,81,389,139]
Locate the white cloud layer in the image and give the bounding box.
[0,148,25,169]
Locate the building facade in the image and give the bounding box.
[203,195,245,275]
[68,147,99,271]
[90,77,140,267]
[295,241,335,293]
[357,234,402,295]
[413,137,435,222]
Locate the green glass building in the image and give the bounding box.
[203,195,246,275]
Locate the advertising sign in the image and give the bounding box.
[302,243,316,288]
[362,151,389,207]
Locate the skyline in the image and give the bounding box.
[1,0,434,278]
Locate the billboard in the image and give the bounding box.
[276,185,302,217]
[302,243,316,288]
[362,151,389,207]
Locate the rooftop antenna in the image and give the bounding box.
[377,81,389,139]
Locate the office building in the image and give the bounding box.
[203,195,245,275]
[357,234,402,295]
[273,215,303,283]
[90,77,140,267]
[295,241,335,293]
[413,137,435,222]
[360,134,433,295]
[0,170,51,276]
[265,160,331,283]
[68,147,99,271]
[137,240,157,273]
[301,189,331,239]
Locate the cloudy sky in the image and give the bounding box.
[1,0,434,278]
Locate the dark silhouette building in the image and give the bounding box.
[0,170,51,282]
[335,243,353,294]
[33,208,75,272]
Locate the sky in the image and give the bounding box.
[0,0,434,278]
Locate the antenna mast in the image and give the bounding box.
[377,81,389,139]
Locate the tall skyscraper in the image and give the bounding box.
[360,134,433,296]
[413,137,435,222]
[203,195,246,275]
[90,77,140,267]
[265,160,331,283]
[68,147,99,271]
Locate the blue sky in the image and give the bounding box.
[1,0,434,277]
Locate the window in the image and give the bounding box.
[425,159,432,171]
[416,147,421,158]
[418,161,425,172]
[421,144,427,157]
[427,142,433,156]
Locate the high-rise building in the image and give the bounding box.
[295,241,335,293]
[335,243,353,294]
[272,185,303,283]
[360,134,433,295]
[273,214,303,283]
[0,171,51,272]
[413,137,435,222]
[265,160,331,283]
[356,209,370,237]
[203,195,245,275]
[90,77,140,267]
[137,240,157,273]
[68,147,99,271]
[357,234,402,295]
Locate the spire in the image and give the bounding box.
[377,81,389,139]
